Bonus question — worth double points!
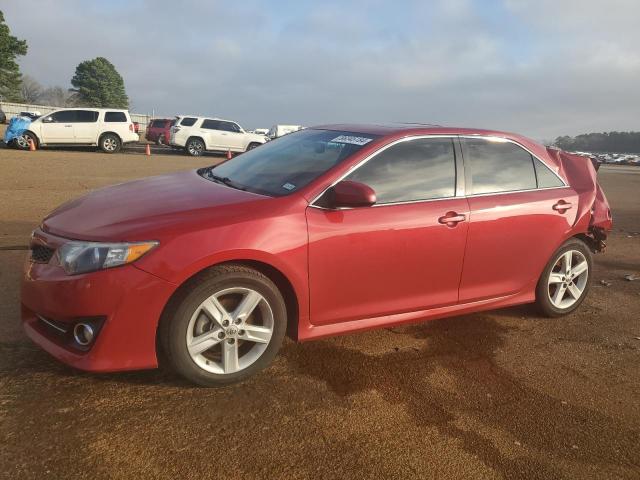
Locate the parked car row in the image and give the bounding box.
[146,117,304,156]
[570,150,640,167]
[3,104,305,156]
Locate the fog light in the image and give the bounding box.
[73,322,95,346]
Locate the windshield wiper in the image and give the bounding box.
[206,171,247,191]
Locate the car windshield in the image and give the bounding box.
[201,129,379,196]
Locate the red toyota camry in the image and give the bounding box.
[22,124,612,386]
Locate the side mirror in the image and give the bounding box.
[326,181,376,208]
[42,116,53,123]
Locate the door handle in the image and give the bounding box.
[64,124,72,127]
[438,211,466,227]
[552,200,573,213]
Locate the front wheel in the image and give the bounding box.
[159,265,287,386]
[246,142,261,151]
[535,238,592,317]
[100,133,121,153]
[15,132,38,150]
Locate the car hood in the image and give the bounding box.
[42,170,271,242]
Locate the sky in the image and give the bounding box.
[3,0,639,140]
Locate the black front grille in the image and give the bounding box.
[31,244,55,263]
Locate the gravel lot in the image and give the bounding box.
[0,149,638,479]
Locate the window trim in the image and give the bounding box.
[309,134,568,210]
[460,135,568,197]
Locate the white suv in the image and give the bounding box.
[170,116,268,156]
[17,108,139,153]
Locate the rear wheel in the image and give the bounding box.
[246,142,261,151]
[159,264,287,386]
[186,137,205,156]
[156,134,165,146]
[535,238,592,317]
[100,133,121,153]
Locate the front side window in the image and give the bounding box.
[50,110,77,122]
[345,138,457,204]
[104,111,127,122]
[204,129,379,196]
[464,138,537,194]
[180,117,197,127]
[201,119,221,130]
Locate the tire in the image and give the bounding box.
[186,137,205,156]
[156,134,165,146]
[535,238,593,317]
[99,133,121,153]
[246,142,261,151]
[15,131,38,150]
[159,264,287,387]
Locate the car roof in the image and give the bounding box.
[50,107,129,112]
[311,123,542,147]
[177,115,237,123]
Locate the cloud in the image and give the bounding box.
[3,0,639,140]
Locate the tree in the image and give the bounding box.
[40,86,77,107]
[0,10,28,101]
[70,57,129,108]
[20,74,43,103]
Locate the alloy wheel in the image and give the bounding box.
[186,287,274,374]
[103,137,117,151]
[188,141,203,156]
[547,250,589,309]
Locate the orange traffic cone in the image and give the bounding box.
[226,149,232,160]
[28,138,36,151]
[145,143,151,156]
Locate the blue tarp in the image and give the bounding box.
[3,116,32,144]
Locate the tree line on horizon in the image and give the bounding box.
[0,10,128,109]
[554,132,640,154]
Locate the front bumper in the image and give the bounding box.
[21,231,177,372]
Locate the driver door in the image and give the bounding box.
[40,110,76,143]
[306,137,469,326]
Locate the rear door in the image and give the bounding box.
[306,136,469,325]
[458,137,577,302]
[39,110,76,143]
[73,110,99,142]
[200,119,224,150]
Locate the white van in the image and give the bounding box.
[16,108,139,153]
[268,124,303,139]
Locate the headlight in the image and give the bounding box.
[57,241,158,275]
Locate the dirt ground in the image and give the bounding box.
[0,148,638,480]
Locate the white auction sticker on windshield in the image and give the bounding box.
[330,135,373,146]
[282,182,296,191]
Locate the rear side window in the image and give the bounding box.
[76,110,99,122]
[180,117,197,127]
[533,157,564,188]
[201,119,221,130]
[104,111,127,122]
[346,138,457,204]
[464,139,536,194]
[50,110,77,122]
